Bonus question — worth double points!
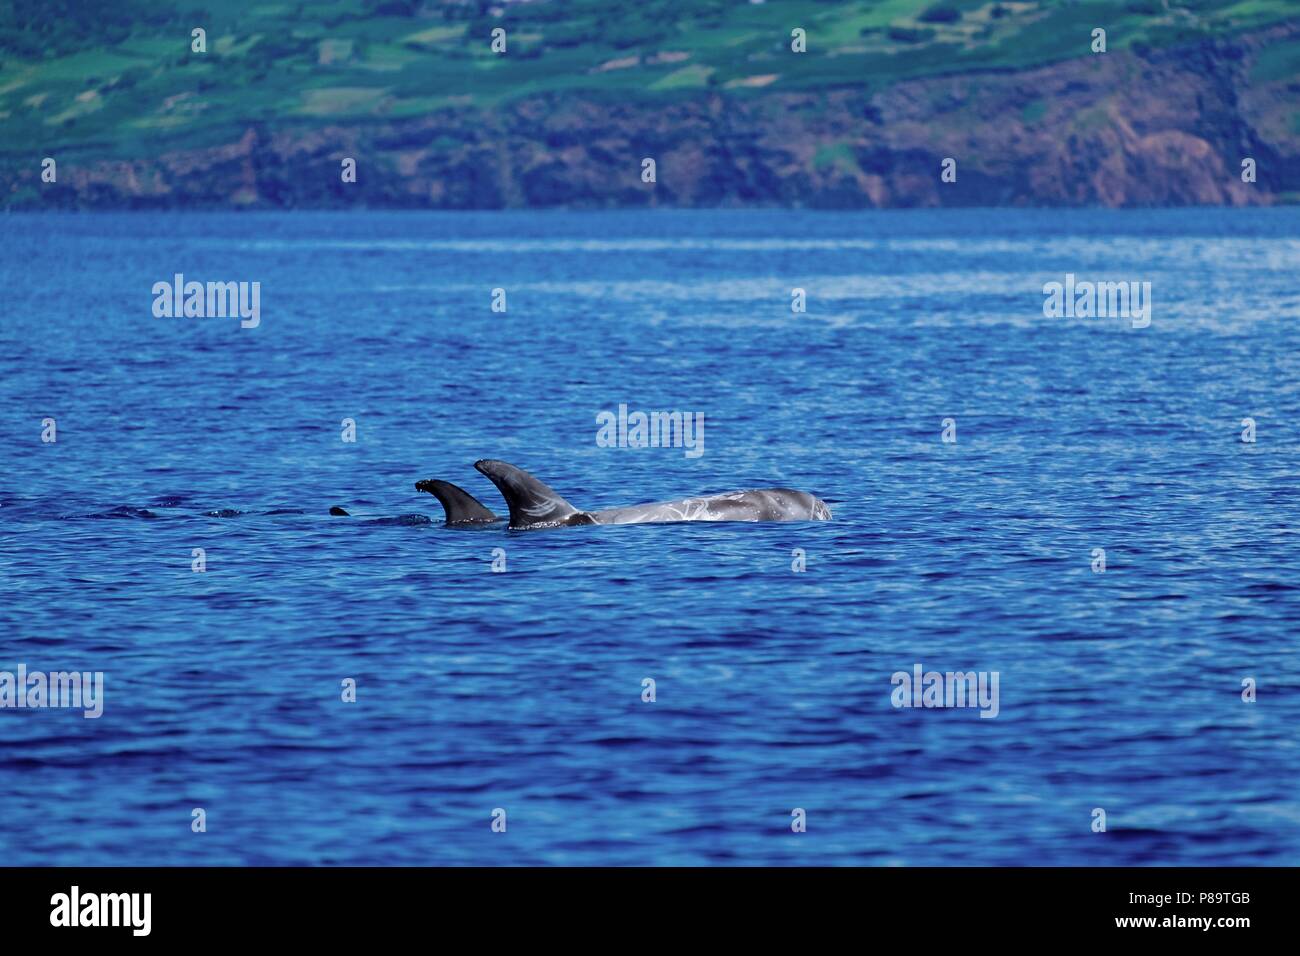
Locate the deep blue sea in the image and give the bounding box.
[1,208,1298,866]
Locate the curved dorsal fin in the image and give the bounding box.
[474,460,583,528]
[415,479,499,524]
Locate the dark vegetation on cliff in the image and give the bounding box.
[2,0,1298,207]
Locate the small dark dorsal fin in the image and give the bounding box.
[415,479,499,525]
[473,460,584,529]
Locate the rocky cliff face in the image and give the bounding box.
[10,22,1298,210]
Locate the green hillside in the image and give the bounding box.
[2,0,1296,161]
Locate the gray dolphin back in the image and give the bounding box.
[592,488,831,524]
[471,459,831,529]
[474,460,590,529]
[415,478,499,525]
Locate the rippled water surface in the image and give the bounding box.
[2,208,1298,865]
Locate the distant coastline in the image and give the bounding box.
[3,8,1297,210]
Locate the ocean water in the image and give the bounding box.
[1,208,1298,866]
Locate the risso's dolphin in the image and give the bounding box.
[473,459,831,530]
[415,478,502,525]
